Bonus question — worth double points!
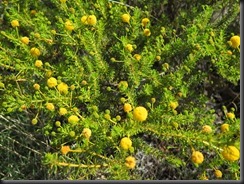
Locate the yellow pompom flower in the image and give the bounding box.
[133,106,148,122]
[143,29,151,36]
[125,44,133,52]
[141,18,150,27]
[169,101,179,110]
[226,112,235,119]
[202,125,212,133]
[33,83,40,90]
[59,107,68,116]
[47,77,58,88]
[81,15,88,25]
[133,54,142,61]
[121,14,130,23]
[57,82,69,94]
[221,146,240,161]
[82,128,92,139]
[191,151,204,164]
[30,47,41,57]
[68,115,79,125]
[35,60,43,68]
[123,103,132,113]
[87,15,97,26]
[221,123,229,133]
[61,145,70,155]
[20,37,30,44]
[229,35,240,48]
[120,137,132,150]
[46,103,55,111]
[11,20,20,27]
[214,169,222,178]
[65,20,75,31]
[125,156,136,169]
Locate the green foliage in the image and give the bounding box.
[0,0,240,180]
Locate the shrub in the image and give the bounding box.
[0,0,240,180]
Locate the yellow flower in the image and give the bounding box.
[20,37,30,44]
[33,83,40,90]
[46,103,55,111]
[68,115,79,125]
[221,146,240,161]
[229,35,240,48]
[11,20,20,27]
[191,151,204,164]
[35,60,43,68]
[133,106,148,122]
[120,137,132,150]
[143,29,151,36]
[47,77,57,88]
[30,47,41,57]
[156,55,161,61]
[81,15,88,25]
[221,123,229,133]
[202,125,212,133]
[61,145,70,155]
[226,112,235,119]
[214,169,222,178]
[59,107,68,116]
[87,15,97,26]
[169,101,179,110]
[57,82,69,94]
[82,128,92,139]
[60,0,67,3]
[123,103,132,113]
[65,20,75,31]
[133,54,141,61]
[121,14,130,23]
[141,18,150,27]
[125,156,136,169]
[125,44,133,52]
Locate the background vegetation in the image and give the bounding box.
[0,0,240,180]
